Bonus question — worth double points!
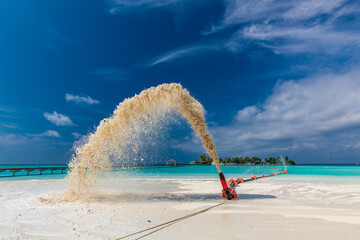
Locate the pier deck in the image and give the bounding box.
[0,164,186,177]
[0,167,68,177]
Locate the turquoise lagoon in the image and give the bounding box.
[0,164,359,183]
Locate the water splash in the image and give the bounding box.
[65,83,220,200]
[279,155,288,171]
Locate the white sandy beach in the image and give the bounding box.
[0,175,359,240]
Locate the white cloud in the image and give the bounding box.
[177,68,360,156]
[147,0,360,65]
[147,44,223,66]
[354,142,360,149]
[283,0,345,20]
[31,130,61,138]
[1,123,21,129]
[70,134,90,153]
[44,111,74,126]
[0,106,15,112]
[0,134,28,146]
[215,0,359,55]
[143,35,248,66]
[106,0,184,14]
[71,132,82,139]
[219,0,287,27]
[65,94,100,105]
[240,23,360,55]
[218,0,345,27]
[151,46,204,66]
[235,106,259,122]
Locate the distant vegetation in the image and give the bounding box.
[198,154,295,165]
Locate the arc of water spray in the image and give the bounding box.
[279,155,288,171]
[67,83,232,200]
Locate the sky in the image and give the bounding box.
[1,0,360,164]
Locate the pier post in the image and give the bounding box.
[10,170,19,176]
[0,167,68,177]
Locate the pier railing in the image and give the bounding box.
[0,164,188,177]
[0,167,68,177]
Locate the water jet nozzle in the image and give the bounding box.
[219,172,236,200]
[222,188,233,200]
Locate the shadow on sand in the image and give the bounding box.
[87,192,276,203]
[112,193,276,239]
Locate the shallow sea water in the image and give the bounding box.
[1,165,359,183]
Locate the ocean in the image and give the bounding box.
[1,165,359,183]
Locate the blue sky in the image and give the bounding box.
[1,0,360,164]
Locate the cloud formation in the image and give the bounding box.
[147,0,360,65]
[217,0,360,56]
[0,106,16,113]
[0,134,28,147]
[71,132,82,139]
[106,0,184,14]
[1,123,21,129]
[31,130,61,138]
[177,68,360,158]
[65,94,100,105]
[43,111,74,126]
[215,0,346,27]
[147,44,223,66]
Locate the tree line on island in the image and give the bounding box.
[196,154,296,165]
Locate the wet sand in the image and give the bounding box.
[0,176,359,239]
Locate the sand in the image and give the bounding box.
[0,175,359,240]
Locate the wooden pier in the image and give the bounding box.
[111,164,186,169]
[0,164,186,177]
[0,167,68,177]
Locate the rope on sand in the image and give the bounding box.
[115,201,225,240]
[116,165,288,239]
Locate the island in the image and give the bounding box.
[191,154,296,165]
